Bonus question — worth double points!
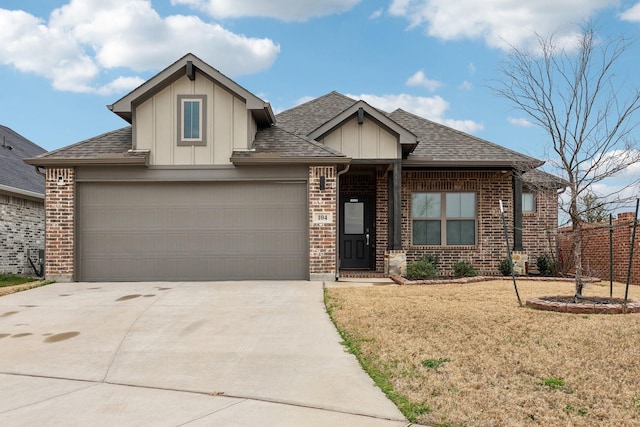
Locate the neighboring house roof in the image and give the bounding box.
[0,125,46,198]
[24,127,148,167]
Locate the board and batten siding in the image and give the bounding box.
[134,71,250,166]
[319,116,399,159]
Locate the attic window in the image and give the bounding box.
[177,95,206,146]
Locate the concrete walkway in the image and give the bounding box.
[0,281,419,426]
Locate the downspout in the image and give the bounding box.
[335,163,351,281]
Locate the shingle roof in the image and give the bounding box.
[251,126,345,157]
[26,127,147,166]
[388,109,542,167]
[35,127,134,159]
[0,125,46,195]
[276,91,357,136]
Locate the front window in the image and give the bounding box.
[412,192,476,245]
[177,95,206,145]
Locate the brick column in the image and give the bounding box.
[308,166,337,281]
[45,168,75,282]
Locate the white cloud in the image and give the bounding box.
[620,3,640,21]
[459,80,473,91]
[171,0,361,22]
[369,8,383,19]
[388,0,616,50]
[0,0,280,94]
[345,92,484,134]
[468,62,476,74]
[508,117,533,127]
[406,70,442,91]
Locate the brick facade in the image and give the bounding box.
[308,166,337,280]
[0,194,44,275]
[401,170,559,276]
[45,168,75,282]
[558,212,640,285]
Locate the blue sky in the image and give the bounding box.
[1,0,640,176]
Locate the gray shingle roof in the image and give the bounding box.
[34,127,135,159]
[0,125,46,195]
[250,126,345,157]
[276,91,357,136]
[388,109,542,167]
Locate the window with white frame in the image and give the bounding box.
[177,95,206,146]
[412,192,476,245]
[522,193,535,213]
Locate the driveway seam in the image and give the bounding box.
[101,285,175,382]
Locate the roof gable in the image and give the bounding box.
[108,53,274,126]
[0,125,46,197]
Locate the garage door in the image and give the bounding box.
[76,181,308,281]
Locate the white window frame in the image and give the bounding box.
[177,95,207,146]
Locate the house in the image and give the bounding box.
[25,53,562,282]
[0,125,46,275]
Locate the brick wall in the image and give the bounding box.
[308,166,337,280]
[402,170,559,276]
[45,168,75,282]
[0,194,44,275]
[558,212,640,284]
[375,170,388,271]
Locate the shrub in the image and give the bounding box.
[536,253,558,276]
[406,256,439,280]
[453,261,477,278]
[498,258,512,276]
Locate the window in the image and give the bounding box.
[177,95,206,146]
[522,193,535,213]
[412,192,476,245]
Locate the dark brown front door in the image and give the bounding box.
[340,196,373,269]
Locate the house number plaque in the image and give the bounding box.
[313,213,333,224]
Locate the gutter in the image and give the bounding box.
[0,184,44,201]
[24,156,148,167]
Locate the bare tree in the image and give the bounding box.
[494,22,640,299]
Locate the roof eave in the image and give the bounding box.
[0,184,44,201]
[403,159,544,169]
[231,155,351,166]
[24,155,149,168]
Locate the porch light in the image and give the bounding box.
[57,176,66,186]
[320,175,326,190]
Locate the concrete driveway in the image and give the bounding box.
[0,281,412,426]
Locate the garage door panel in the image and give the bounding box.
[77,182,308,281]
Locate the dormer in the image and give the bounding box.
[108,53,275,166]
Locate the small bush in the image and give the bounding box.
[421,254,440,267]
[536,253,558,276]
[453,261,477,278]
[498,258,512,276]
[406,257,438,280]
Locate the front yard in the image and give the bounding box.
[0,274,47,296]
[325,280,640,426]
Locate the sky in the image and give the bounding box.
[1,0,640,209]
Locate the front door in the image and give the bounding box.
[340,197,373,269]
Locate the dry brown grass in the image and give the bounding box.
[326,280,640,426]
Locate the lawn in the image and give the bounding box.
[0,274,47,296]
[325,280,640,426]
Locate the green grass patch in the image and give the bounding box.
[0,274,39,288]
[325,289,431,422]
[541,377,565,390]
[422,357,451,370]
